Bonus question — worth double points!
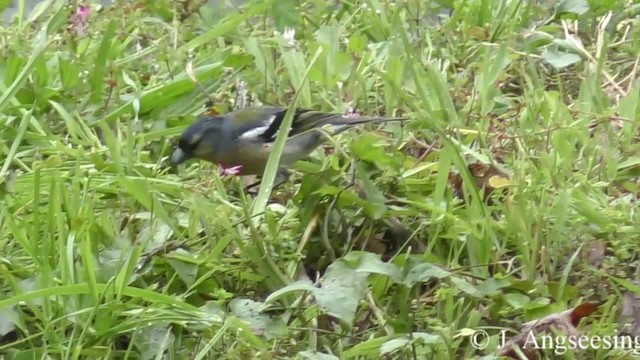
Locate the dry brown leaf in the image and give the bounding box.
[204,101,222,116]
[449,163,512,200]
[358,234,390,255]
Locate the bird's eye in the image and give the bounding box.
[188,132,202,145]
[179,134,200,152]
[178,116,219,153]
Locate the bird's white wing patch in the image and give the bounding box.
[265,114,277,127]
[238,125,270,140]
[238,115,277,140]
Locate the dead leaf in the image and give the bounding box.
[569,303,599,325]
[466,26,490,40]
[203,100,221,116]
[449,163,512,201]
[358,234,389,256]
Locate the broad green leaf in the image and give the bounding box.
[229,299,287,339]
[134,325,175,360]
[542,49,582,70]
[556,0,590,15]
[401,258,451,287]
[166,257,199,287]
[342,335,397,358]
[504,293,531,309]
[267,258,368,325]
[266,280,317,303]
[450,277,482,298]
[380,333,443,355]
[352,252,402,280]
[313,260,369,325]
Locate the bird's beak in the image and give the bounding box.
[171,148,191,165]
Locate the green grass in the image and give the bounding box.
[2,0,640,359]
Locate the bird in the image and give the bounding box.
[171,106,408,189]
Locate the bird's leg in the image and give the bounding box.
[244,179,262,193]
[273,168,290,190]
[243,168,290,195]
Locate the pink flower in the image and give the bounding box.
[343,106,360,119]
[218,164,243,177]
[70,5,91,37]
[75,5,90,22]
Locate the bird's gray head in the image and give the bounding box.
[171,115,228,165]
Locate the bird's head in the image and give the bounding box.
[171,115,228,165]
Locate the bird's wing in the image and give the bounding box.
[257,108,349,142]
[232,106,404,143]
[230,107,285,141]
[232,107,325,143]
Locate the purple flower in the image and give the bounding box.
[76,5,90,22]
[70,5,91,37]
[218,164,243,177]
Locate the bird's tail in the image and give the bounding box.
[330,115,408,134]
[286,111,408,140]
[342,115,408,125]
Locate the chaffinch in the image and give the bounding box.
[171,106,407,186]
